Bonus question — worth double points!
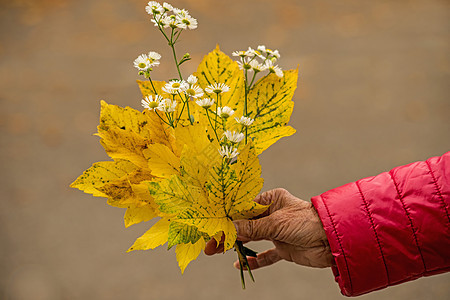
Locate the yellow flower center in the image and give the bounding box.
[138,62,147,68]
[172,83,181,88]
[186,88,195,96]
[149,102,159,108]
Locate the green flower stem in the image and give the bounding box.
[185,96,193,125]
[154,110,173,128]
[167,112,174,127]
[173,29,183,43]
[244,74,249,144]
[206,109,219,142]
[155,16,171,42]
[176,100,186,125]
[169,28,183,80]
[214,95,219,132]
[222,117,226,132]
[248,71,258,89]
[148,77,158,94]
[155,20,183,80]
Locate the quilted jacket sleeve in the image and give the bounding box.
[311,152,450,297]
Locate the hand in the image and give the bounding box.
[205,188,333,270]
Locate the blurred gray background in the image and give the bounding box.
[0,0,449,299]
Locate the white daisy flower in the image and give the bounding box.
[141,95,163,111]
[246,47,263,59]
[147,51,161,66]
[265,60,284,78]
[257,45,280,59]
[217,106,235,118]
[223,130,245,143]
[232,50,249,58]
[162,15,187,29]
[151,16,164,27]
[157,98,177,113]
[162,80,188,94]
[146,1,164,15]
[134,54,151,71]
[173,8,189,17]
[187,75,198,85]
[184,85,204,98]
[237,57,252,71]
[218,145,239,159]
[162,2,173,12]
[195,98,215,108]
[176,14,197,29]
[205,83,230,94]
[235,116,255,126]
[271,49,280,59]
[249,60,266,72]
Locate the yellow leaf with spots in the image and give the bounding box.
[246,70,298,154]
[167,221,203,249]
[99,100,152,140]
[70,160,137,197]
[97,127,149,169]
[194,45,245,126]
[136,80,166,98]
[143,144,180,178]
[99,169,155,208]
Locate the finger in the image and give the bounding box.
[234,217,279,242]
[233,248,282,270]
[204,236,225,255]
[253,188,296,217]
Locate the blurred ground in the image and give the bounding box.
[0,0,449,299]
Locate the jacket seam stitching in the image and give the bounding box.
[321,194,353,294]
[425,160,450,224]
[388,170,427,272]
[355,181,391,286]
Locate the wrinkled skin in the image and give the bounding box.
[205,188,333,270]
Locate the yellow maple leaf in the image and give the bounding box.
[246,70,298,154]
[176,237,206,274]
[124,204,159,228]
[143,144,180,178]
[194,45,245,131]
[127,217,171,251]
[70,160,137,198]
[138,125,267,270]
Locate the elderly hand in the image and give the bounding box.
[205,188,333,270]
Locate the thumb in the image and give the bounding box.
[234,217,278,242]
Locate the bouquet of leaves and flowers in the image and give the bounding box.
[71,1,298,288]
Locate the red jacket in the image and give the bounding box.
[311,152,450,296]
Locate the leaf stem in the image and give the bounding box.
[234,240,256,289]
